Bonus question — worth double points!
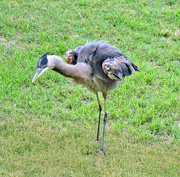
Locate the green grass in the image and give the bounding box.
[0,0,180,176]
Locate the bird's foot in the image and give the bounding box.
[96,149,107,156]
[96,137,100,142]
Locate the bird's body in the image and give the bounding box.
[32,41,139,155]
[65,41,139,92]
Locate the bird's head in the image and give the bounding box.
[32,54,55,83]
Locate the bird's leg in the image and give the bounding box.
[100,92,108,156]
[96,93,102,141]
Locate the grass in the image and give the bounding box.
[0,0,180,176]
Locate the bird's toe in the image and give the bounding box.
[96,149,107,156]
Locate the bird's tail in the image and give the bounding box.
[121,59,140,76]
[131,62,140,72]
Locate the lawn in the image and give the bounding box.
[0,0,180,176]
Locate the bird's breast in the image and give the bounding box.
[92,75,117,92]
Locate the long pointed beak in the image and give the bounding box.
[32,67,49,83]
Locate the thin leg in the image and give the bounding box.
[100,92,108,155]
[96,93,102,141]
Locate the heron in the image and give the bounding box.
[32,41,139,155]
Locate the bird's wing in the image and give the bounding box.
[76,41,125,80]
[72,41,139,82]
[77,41,123,63]
[102,56,139,81]
[65,46,83,64]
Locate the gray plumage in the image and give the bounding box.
[32,41,139,155]
[65,41,139,91]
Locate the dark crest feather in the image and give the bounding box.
[37,53,48,68]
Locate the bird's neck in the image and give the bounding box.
[52,57,72,77]
[51,56,92,80]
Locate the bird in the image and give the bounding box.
[32,41,140,155]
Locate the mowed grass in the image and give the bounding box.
[0,0,180,176]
